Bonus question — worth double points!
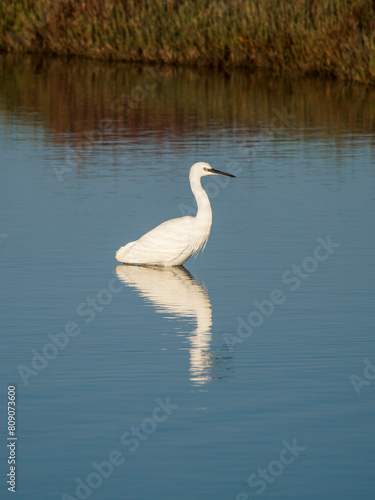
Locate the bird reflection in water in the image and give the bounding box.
[116,265,230,386]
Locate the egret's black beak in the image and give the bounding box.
[205,167,236,178]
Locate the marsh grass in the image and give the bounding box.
[0,0,374,84]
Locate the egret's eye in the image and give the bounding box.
[203,167,211,172]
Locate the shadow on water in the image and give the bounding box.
[116,264,233,386]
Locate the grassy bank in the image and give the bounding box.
[0,0,374,84]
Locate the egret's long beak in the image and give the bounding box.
[205,167,236,178]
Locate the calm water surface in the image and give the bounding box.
[0,55,374,500]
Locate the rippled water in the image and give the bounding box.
[1,55,374,500]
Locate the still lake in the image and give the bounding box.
[0,55,374,500]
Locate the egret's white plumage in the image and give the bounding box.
[116,162,235,266]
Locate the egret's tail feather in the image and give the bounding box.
[116,241,136,262]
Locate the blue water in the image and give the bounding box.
[0,56,374,500]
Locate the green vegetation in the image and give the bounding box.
[0,0,374,84]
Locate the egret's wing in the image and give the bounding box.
[119,216,195,264]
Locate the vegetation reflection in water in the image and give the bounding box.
[1,54,375,157]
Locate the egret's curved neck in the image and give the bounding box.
[190,174,212,223]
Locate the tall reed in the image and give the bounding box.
[1,0,374,84]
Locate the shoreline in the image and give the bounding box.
[0,0,374,85]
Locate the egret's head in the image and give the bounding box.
[190,162,236,179]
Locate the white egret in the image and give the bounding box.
[115,162,235,266]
